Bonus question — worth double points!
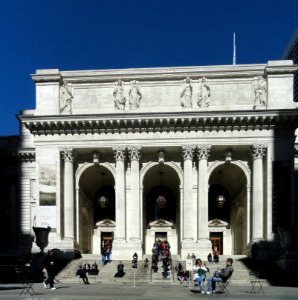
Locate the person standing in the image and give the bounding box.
[43,250,56,290]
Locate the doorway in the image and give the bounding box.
[101,232,113,252]
[210,232,223,254]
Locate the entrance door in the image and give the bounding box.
[155,232,167,241]
[101,232,113,252]
[210,232,223,254]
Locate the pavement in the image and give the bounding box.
[0,282,298,300]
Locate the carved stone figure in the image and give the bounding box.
[197,77,211,108]
[180,77,193,108]
[113,80,126,110]
[254,76,267,108]
[129,80,142,110]
[60,82,73,114]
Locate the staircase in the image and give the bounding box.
[56,254,269,286]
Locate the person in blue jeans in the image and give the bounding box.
[192,258,207,294]
[206,258,234,295]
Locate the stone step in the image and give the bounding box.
[56,255,270,286]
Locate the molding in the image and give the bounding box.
[19,110,298,136]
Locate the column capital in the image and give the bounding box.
[182,145,195,160]
[251,144,267,160]
[127,145,141,161]
[197,145,211,160]
[113,146,126,161]
[61,148,75,163]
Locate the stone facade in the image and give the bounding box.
[12,60,298,260]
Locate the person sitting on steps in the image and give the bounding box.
[76,265,90,284]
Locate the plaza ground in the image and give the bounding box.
[0,282,298,300]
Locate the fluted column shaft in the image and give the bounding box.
[113,147,126,241]
[62,148,75,239]
[251,144,266,241]
[197,145,211,240]
[182,145,195,240]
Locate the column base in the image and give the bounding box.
[112,239,143,260]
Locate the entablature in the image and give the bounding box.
[19,110,298,137]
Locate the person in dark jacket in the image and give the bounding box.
[206,258,234,294]
[114,261,125,277]
[43,250,56,290]
[76,265,90,284]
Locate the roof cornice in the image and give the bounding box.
[19,110,298,136]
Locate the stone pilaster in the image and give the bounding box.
[61,148,75,240]
[251,144,267,242]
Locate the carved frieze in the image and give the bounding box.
[129,81,142,110]
[197,77,211,108]
[253,76,267,109]
[113,80,126,110]
[180,77,193,108]
[60,82,73,114]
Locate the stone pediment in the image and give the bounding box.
[148,219,175,229]
[208,218,229,228]
[95,219,115,228]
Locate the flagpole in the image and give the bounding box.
[233,32,236,65]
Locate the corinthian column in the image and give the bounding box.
[127,146,141,241]
[182,145,195,241]
[251,144,267,241]
[197,145,211,242]
[61,148,75,239]
[113,146,126,241]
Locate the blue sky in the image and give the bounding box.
[0,0,297,136]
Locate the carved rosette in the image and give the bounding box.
[60,82,73,115]
[128,146,141,161]
[182,145,195,160]
[197,145,211,160]
[61,148,75,163]
[113,146,126,161]
[250,144,267,160]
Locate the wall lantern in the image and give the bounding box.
[156,196,166,208]
[216,195,226,208]
[98,196,108,208]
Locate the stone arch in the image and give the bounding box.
[208,160,250,185]
[141,161,182,256]
[140,161,183,186]
[208,160,249,255]
[76,162,116,189]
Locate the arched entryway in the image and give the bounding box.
[208,162,248,255]
[142,163,181,255]
[77,164,115,254]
